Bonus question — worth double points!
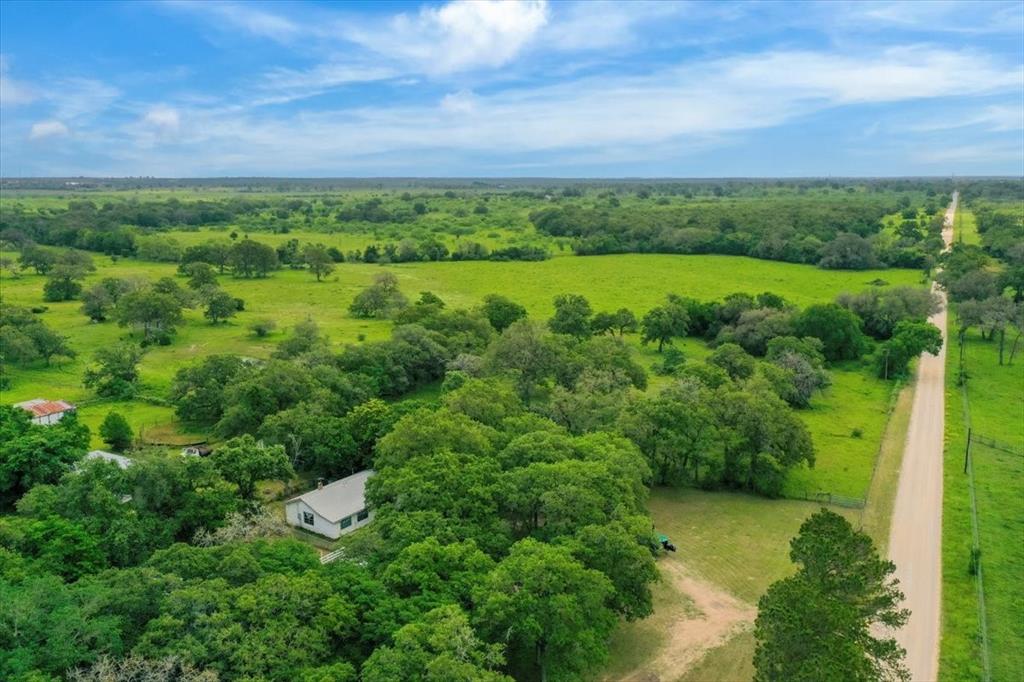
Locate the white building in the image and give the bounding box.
[285,470,374,540]
[85,450,133,469]
[14,398,76,425]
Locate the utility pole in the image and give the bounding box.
[964,428,972,474]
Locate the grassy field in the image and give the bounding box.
[954,209,981,246]
[784,366,899,500]
[939,318,1024,682]
[1,244,922,489]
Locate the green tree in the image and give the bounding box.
[115,289,184,343]
[876,320,943,379]
[209,434,293,499]
[795,303,867,362]
[83,342,146,398]
[302,243,335,281]
[202,288,237,324]
[229,238,279,278]
[548,293,593,339]
[708,342,756,380]
[349,272,408,318]
[182,261,218,289]
[474,538,616,682]
[640,302,689,352]
[362,605,511,682]
[80,278,132,322]
[569,521,658,620]
[382,537,495,613]
[754,509,909,682]
[43,262,90,301]
[484,320,562,403]
[99,411,133,451]
[480,294,527,332]
[22,320,75,366]
[0,406,90,506]
[18,243,56,274]
[617,379,719,484]
[0,574,122,679]
[170,354,246,425]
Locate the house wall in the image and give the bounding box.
[284,500,375,540]
[285,500,341,539]
[32,410,68,426]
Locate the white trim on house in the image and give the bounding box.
[284,470,375,540]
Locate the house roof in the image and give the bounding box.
[287,470,374,523]
[86,450,133,469]
[14,399,76,418]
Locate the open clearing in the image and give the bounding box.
[603,488,860,681]
[610,558,756,682]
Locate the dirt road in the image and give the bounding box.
[887,191,957,681]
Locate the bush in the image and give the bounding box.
[249,319,277,337]
[99,411,133,451]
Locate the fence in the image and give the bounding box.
[792,490,866,510]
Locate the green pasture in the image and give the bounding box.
[939,317,1024,682]
[2,246,922,496]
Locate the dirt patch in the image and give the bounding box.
[616,558,757,682]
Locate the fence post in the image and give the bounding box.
[963,428,972,474]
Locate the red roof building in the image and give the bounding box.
[13,398,76,425]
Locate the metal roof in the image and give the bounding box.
[14,398,76,418]
[86,450,133,469]
[286,470,373,523]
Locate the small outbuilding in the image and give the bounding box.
[85,450,133,469]
[181,444,214,457]
[14,398,76,425]
[285,470,374,540]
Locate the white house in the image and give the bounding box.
[285,470,374,540]
[14,398,76,425]
[85,450,133,469]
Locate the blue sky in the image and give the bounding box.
[1,0,1022,177]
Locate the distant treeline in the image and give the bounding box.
[530,192,946,268]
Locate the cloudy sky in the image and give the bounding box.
[1,0,1022,177]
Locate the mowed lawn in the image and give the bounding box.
[940,320,1024,682]
[603,488,859,681]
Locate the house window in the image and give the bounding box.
[356,509,369,522]
[302,511,314,525]
[340,516,353,529]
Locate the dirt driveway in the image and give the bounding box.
[618,558,756,682]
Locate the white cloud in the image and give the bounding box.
[347,0,549,74]
[143,105,181,132]
[9,40,1023,175]
[52,77,120,120]
[543,1,688,51]
[255,63,396,105]
[713,46,1022,104]
[831,0,1024,35]
[0,57,37,107]
[915,142,1024,164]
[907,105,1024,133]
[440,90,478,114]
[162,0,301,43]
[29,120,69,140]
